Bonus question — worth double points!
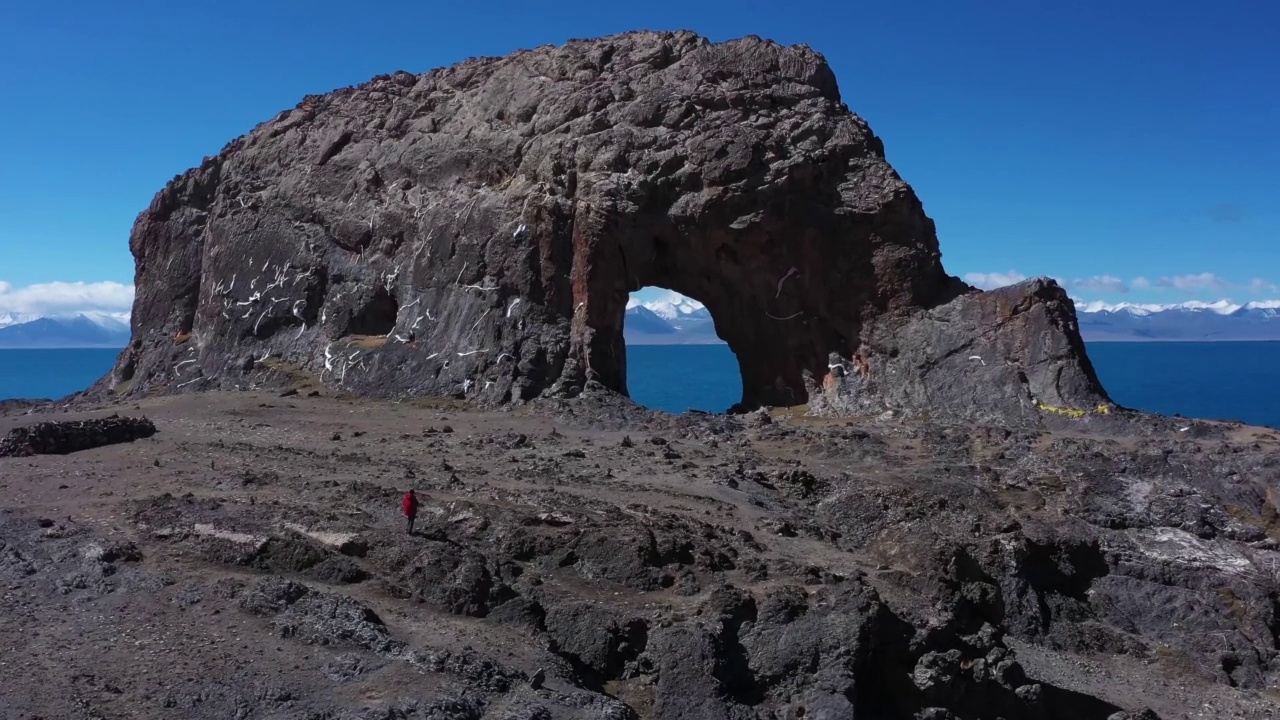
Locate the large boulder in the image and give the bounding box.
[808,278,1109,424]
[97,30,1108,421]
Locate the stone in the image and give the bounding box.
[542,600,647,680]
[806,278,1110,424]
[92,31,1105,423]
[1107,711,1161,720]
[0,415,157,458]
[239,577,404,654]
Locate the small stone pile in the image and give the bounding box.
[0,415,157,457]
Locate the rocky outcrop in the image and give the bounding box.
[0,399,51,416]
[0,415,157,457]
[808,278,1109,424]
[99,30,1107,421]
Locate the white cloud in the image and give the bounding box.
[963,270,1027,290]
[1155,273,1228,292]
[0,280,135,317]
[1249,278,1278,294]
[1066,275,1128,293]
[1132,277,1152,290]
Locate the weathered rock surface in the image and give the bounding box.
[97,30,1106,421]
[0,415,157,457]
[0,398,52,416]
[808,278,1109,424]
[4,393,1279,718]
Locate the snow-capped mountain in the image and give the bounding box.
[75,311,132,331]
[624,304,679,336]
[0,312,131,349]
[625,295,723,345]
[0,312,42,328]
[643,296,707,323]
[624,290,1280,344]
[1075,300,1280,341]
[1075,300,1280,317]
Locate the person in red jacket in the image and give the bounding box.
[402,489,419,534]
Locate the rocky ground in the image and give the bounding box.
[2,391,1279,719]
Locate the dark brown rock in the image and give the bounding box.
[96,31,1107,422]
[808,278,1110,424]
[0,415,157,457]
[5,393,1275,718]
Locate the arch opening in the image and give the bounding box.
[622,287,740,413]
[575,215,834,414]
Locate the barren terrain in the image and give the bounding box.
[3,392,1279,719]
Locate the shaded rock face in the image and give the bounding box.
[103,30,1106,420]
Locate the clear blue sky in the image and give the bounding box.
[1,0,1277,316]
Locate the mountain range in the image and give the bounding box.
[624,297,723,345]
[625,296,1280,344]
[3,297,1279,349]
[0,312,131,349]
[1075,300,1280,342]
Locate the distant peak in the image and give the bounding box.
[629,291,707,321]
[1075,299,1280,316]
[0,311,131,330]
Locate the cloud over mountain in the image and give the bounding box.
[0,280,134,318]
[628,286,1280,345]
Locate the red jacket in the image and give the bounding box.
[402,492,419,517]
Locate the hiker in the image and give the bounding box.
[402,488,419,534]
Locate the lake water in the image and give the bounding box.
[2,343,1278,429]
[0,348,121,402]
[625,342,1280,429]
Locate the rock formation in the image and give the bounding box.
[100,30,1107,421]
[0,415,157,457]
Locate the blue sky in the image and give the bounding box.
[1,0,1277,317]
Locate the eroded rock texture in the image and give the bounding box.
[101,30,1106,420]
[0,415,157,457]
[10,395,1279,718]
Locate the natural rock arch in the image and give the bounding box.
[100,30,1109,423]
[589,183,942,413]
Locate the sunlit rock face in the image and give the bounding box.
[101,30,1107,422]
